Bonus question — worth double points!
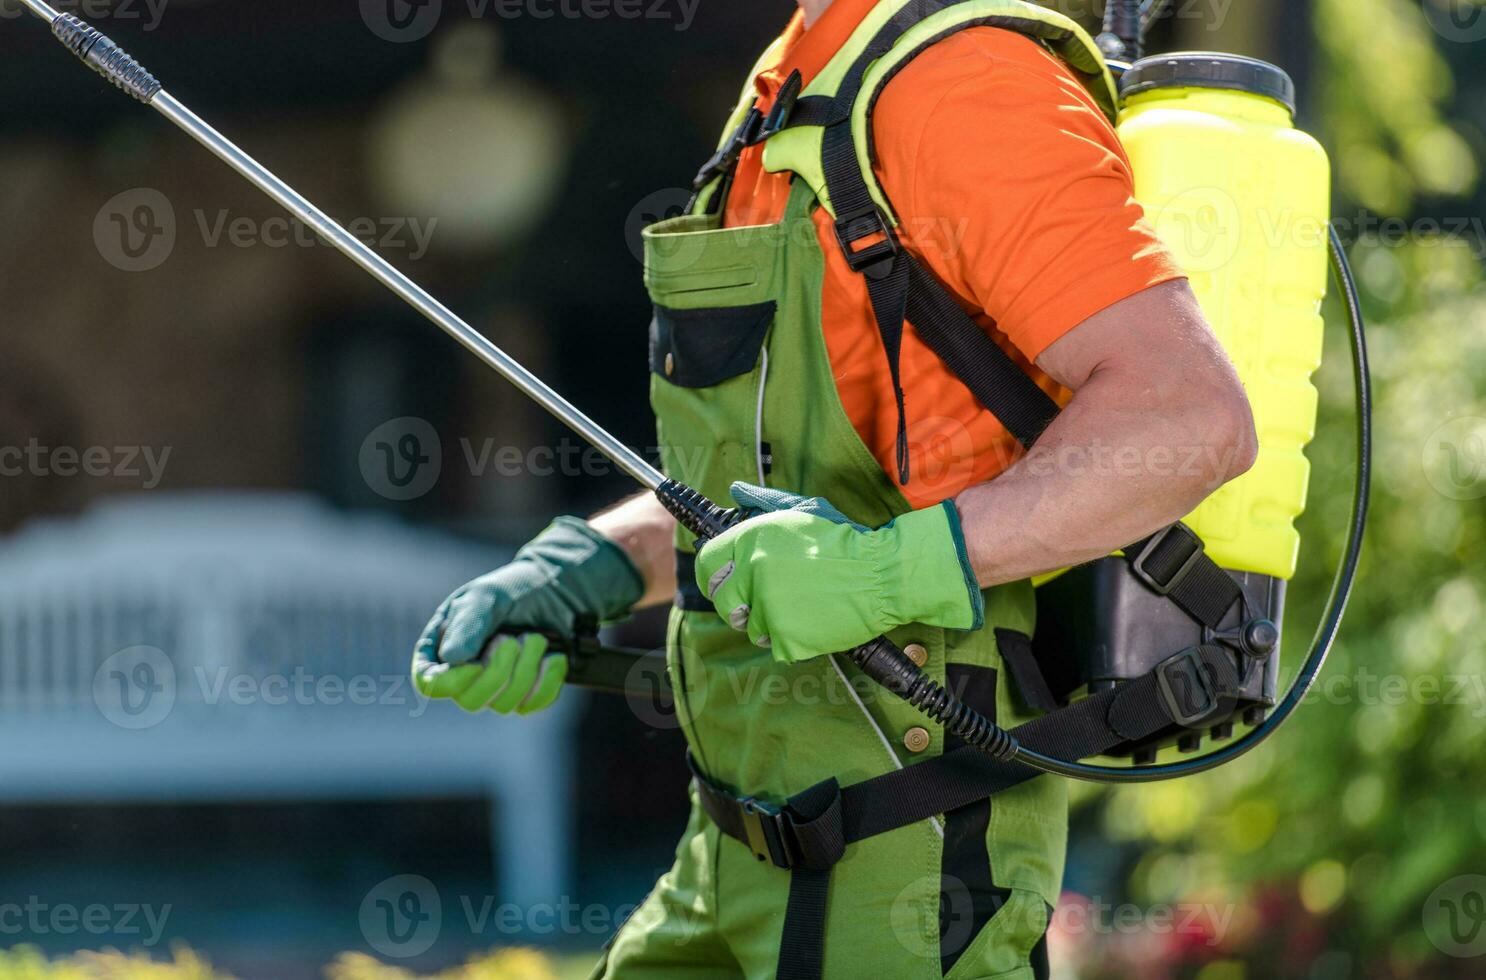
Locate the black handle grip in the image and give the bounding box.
[504,627,671,705]
[53,13,162,104]
[654,478,745,542]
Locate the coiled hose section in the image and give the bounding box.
[653,225,1367,781]
[654,478,1022,761]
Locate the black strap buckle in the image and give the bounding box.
[691,106,765,192]
[758,69,802,141]
[834,208,899,278]
[1155,647,1220,727]
[1130,523,1205,596]
[740,796,798,869]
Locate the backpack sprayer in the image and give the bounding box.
[11,0,1369,785]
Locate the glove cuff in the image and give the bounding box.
[521,516,646,624]
[879,501,985,632]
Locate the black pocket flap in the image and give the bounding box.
[649,301,776,388]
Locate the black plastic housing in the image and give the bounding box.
[1032,557,1282,758]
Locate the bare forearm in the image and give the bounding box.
[954,281,1257,587]
[955,382,1249,586]
[590,491,678,609]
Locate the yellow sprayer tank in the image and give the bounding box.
[1117,53,1331,580]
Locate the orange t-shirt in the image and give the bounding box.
[722,2,1184,508]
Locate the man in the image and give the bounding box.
[415,0,1257,976]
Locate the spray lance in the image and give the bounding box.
[11,0,1370,786]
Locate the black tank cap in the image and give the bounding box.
[1120,52,1297,115]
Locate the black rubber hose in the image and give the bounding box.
[656,476,1024,758]
[656,233,1369,784]
[1004,225,1371,782]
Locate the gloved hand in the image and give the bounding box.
[695,482,984,664]
[414,517,644,715]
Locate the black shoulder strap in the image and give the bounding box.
[805,7,1245,624]
[814,8,1068,476]
[686,4,1246,619]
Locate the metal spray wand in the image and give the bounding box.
[13,1,1369,785]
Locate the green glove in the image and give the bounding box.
[695,482,984,665]
[414,517,644,715]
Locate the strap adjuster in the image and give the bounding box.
[1130,523,1205,596]
[1155,647,1221,727]
[834,209,899,278]
[691,106,764,192]
[740,797,798,869]
[758,69,802,141]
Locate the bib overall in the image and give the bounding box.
[592,3,1120,976]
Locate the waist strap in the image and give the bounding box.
[689,645,1239,979]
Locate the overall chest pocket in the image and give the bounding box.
[649,301,776,387]
[649,301,777,525]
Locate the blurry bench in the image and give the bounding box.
[0,492,576,911]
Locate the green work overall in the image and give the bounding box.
[593,3,1117,977]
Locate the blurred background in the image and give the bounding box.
[0,0,1482,977]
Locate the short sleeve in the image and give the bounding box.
[871,28,1186,361]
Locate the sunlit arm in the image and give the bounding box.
[954,279,1258,586]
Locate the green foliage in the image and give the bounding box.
[324,949,562,980]
[1315,0,1479,212]
[0,948,590,980]
[0,947,226,980]
[1061,2,1486,976]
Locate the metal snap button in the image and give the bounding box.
[903,727,931,753]
[903,643,928,667]
[664,352,675,377]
